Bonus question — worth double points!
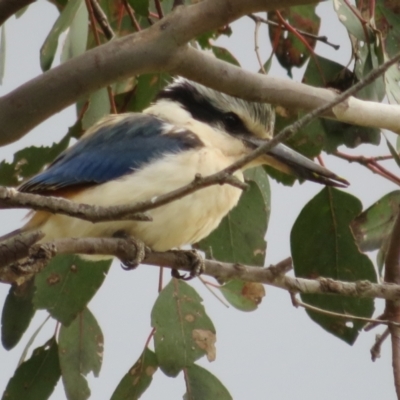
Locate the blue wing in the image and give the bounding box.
[19,114,203,193]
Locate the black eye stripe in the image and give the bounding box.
[156,83,253,136]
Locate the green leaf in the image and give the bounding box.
[60,0,88,63]
[111,348,158,400]
[219,280,265,312]
[33,255,111,326]
[126,73,170,112]
[303,54,380,152]
[0,25,6,84]
[291,188,376,344]
[350,190,400,252]
[1,280,35,350]
[151,279,216,377]
[0,134,70,187]
[197,169,269,266]
[183,364,232,400]
[211,46,240,66]
[2,339,61,400]
[384,135,400,168]
[267,5,320,76]
[128,0,149,17]
[40,0,83,71]
[82,88,111,130]
[58,308,103,400]
[333,0,367,40]
[376,4,400,103]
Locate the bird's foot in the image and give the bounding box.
[112,230,147,271]
[171,249,204,280]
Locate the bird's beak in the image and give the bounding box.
[242,137,349,188]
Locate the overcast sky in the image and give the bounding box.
[0,2,397,399]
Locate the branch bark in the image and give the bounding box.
[0,0,35,26]
[3,234,400,305]
[384,208,400,399]
[1,0,400,146]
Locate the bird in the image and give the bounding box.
[3,78,348,255]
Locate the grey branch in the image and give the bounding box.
[1,0,400,146]
[3,234,400,305]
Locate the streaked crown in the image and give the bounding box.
[156,78,275,139]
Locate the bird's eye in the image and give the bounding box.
[223,112,241,130]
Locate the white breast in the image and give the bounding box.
[34,147,244,251]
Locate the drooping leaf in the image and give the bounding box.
[375,3,400,103]
[151,279,216,377]
[128,0,149,17]
[291,188,376,344]
[82,88,111,130]
[0,134,70,187]
[2,339,60,400]
[40,0,83,71]
[111,348,158,400]
[58,308,103,400]
[267,5,320,76]
[350,190,400,252]
[60,0,88,63]
[219,280,265,312]
[211,46,240,66]
[1,280,35,350]
[384,135,400,168]
[183,364,232,400]
[33,255,111,326]
[127,73,170,112]
[334,0,367,40]
[197,167,269,266]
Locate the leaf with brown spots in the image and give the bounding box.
[111,348,158,400]
[151,279,216,377]
[219,280,265,312]
[33,255,110,326]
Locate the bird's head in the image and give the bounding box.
[148,78,348,188]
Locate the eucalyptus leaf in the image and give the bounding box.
[291,188,376,344]
[34,255,110,326]
[151,279,216,377]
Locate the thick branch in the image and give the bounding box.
[0,0,34,26]
[2,0,400,146]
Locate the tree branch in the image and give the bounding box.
[3,235,400,305]
[0,0,34,26]
[1,0,400,147]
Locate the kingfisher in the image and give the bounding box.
[4,78,348,254]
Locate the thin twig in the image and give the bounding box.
[247,14,340,50]
[254,19,266,74]
[154,0,164,19]
[122,0,141,31]
[371,328,390,362]
[89,0,115,40]
[198,276,230,308]
[291,295,400,328]
[85,0,116,114]
[334,152,400,186]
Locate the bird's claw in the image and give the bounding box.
[113,231,146,271]
[171,250,204,280]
